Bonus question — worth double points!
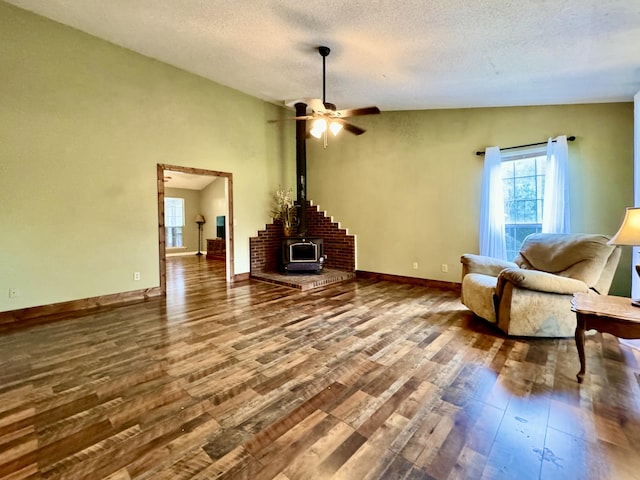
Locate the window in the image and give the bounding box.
[164,197,184,248]
[501,149,546,260]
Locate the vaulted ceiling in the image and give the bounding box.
[6,0,640,111]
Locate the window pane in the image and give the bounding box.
[514,158,535,177]
[164,197,185,228]
[504,224,542,260]
[537,175,544,196]
[503,178,514,203]
[514,176,536,200]
[164,197,185,247]
[504,200,514,223]
[166,227,183,248]
[522,200,538,223]
[501,151,546,257]
[502,161,515,179]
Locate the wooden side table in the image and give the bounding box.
[206,238,225,260]
[572,293,640,383]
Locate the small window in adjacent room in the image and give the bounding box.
[502,148,547,260]
[164,197,184,248]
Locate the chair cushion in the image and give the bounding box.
[513,233,615,287]
[461,273,497,323]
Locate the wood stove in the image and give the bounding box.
[280,237,325,273]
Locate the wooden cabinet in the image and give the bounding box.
[206,238,225,260]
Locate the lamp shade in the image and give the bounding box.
[195,214,205,224]
[329,121,342,136]
[310,118,327,139]
[608,207,640,245]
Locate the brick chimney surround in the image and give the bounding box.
[249,201,355,275]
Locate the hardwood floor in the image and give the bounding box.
[1,256,640,479]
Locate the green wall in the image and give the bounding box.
[0,1,634,313]
[0,2,295,312]
[305,103,634,296]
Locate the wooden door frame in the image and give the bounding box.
[157,164,234,294]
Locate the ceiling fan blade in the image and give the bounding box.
[333,118,366,136]
[333,106,380,118]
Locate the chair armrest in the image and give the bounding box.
[497,268,590,295]
[460,254,518,277]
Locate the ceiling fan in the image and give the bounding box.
[272,46,380,146]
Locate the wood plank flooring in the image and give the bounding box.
[1,255,640,479]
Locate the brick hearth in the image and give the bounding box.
[250,201,356,280]
[251,268,355,291]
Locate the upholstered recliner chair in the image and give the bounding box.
[460,233,621,337]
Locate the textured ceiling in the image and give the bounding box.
[5,0,640,111]
[163,171,218,191]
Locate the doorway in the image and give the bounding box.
[157,164,234,294]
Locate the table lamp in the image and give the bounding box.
[608,206,640,306]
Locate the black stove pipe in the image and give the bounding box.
[295,102,307,236]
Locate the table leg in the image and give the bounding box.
[575,315,586,383]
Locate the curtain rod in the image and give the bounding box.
[475,135,576,156]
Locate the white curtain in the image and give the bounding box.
[479,146,507,259]
[622,91,640,350]
[542,135,570,233]
[633,91,640,299]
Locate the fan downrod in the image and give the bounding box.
[318,46,331,104]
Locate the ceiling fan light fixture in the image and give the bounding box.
[268,45,379,144]
[310,118,327,138]
[310,129,322,139]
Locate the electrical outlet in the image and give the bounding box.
[8,288,20,298]
[412,261,418,270]
[134,272,141,281]
[441,264,449,273]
